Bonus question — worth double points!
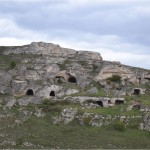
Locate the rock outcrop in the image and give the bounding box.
[0,41,149,105]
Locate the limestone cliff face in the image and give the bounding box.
[0,41,149,99]
[2,42,102,61]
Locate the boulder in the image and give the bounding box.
[5,97,16,108]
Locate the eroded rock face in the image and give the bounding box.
[53,108,78,124]
[5,97,16,108]
[95,65,134,81]
[0,41,149,106]
[3,42,102,61]
[77,51,102,61]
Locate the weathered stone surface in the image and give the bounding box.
[25,70,41,80]
[140,113,150,131]
[17,96,42,106]
[61,108,78,124]
[70,96,125,107]
[140,106,150,112]
[0,41,149,111]
[95,65,134,81]
[65,89,79,95]
[36,85,63,98]
[77,51,102,61]
[34,109,45,118]
[78,113,142,127]
[86,87,98,94]
[11,80,27,95]
[53,108,77,124]
[5,97,16,108]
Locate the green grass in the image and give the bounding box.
[0,114,150,149]
[0,100,150,149]
[79,105,144,116]
[134,93,150,105]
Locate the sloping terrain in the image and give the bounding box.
[0,42,150,149]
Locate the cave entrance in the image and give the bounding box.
[133,89,140,95]
[50,91,55,97]
[68,76,77,83]
[96,101,103,107]
[145,77,150,81]
[108,100,112,104]
[26,89,34,96]
[115,100,124,105]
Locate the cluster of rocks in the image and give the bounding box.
[52,108,77,124]
[139,113,150,131]
[52,107,150,130]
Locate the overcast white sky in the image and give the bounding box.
[0,0,150,69]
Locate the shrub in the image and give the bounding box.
[129,119,141,129]
[40,99,61,114]
[114,120,126,131]
[83,116,92,126]
[10,60,16,69]
[107,75,121,83]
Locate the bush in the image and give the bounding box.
[83,116,92,126]
[40,99,61,114]
[129,119,141,129]
[10,60,16,69]
[114,120,126,131]
[107,75,121,83]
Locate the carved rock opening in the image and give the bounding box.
[50,91,55,96]
[96,101,103,107]
[115,100,124,105]
[26,89,34,96]
[133,89,140,95]
[68,76,77,83]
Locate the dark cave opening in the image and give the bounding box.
[26,89,34,96]
[108,100,112,104]
[50,91,55,96]
[68,76,77,83]
[133,89,140,95]
[96,101,103,107]
[115,100,124,105]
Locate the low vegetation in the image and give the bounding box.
[107,75,121,83]
[114,120,126,131]
[10,60,16,69]
[0,104,150,149]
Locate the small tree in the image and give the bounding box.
[114,120,126,131]
[10,61,16,69]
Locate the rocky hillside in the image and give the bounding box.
[0,42,150,149]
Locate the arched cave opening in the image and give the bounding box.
[50,91,55,96]
[68,76,77,83]
[133,89,140,95]
[115,100,124,105]
[26,89,34,96]
[96,101,103,107]
[108,100,112,104]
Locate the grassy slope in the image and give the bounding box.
[0,110,150,149]
[14,117,150,149]
[0,99,150,149]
